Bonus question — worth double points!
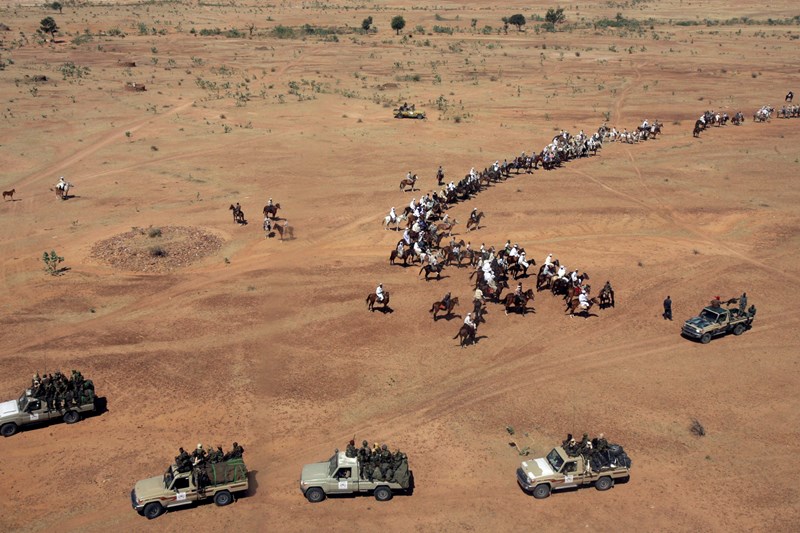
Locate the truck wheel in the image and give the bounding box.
[305,487,325,503]
[63,410,80,424]
[733,324,745,335]
[700,333,712,344]
[374,486,393,501]
[595,476,613,491]
[143,502,164,520]
[532,484,551,499]
[1,423,18,437]
[214,490,232,506]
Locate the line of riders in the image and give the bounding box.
[345,439,410,484]
[29,370,96,410]
[174,442,245,473]
[693,109,747,137]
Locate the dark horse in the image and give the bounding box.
[503,289,535,315]
[429,296,459,320]
[229,204,246,224]
[419,263,444,281]
[263,203,281,219]
[692,120,704,138]
[366,291,390,312]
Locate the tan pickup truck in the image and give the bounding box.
[131,459,248,519]
[517,445,631,499]
[1,388,96,437]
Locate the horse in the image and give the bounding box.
[419,263,444,281]
[383,213,407,231]
[566,296,600,317]
[436,219,458,236]
[53,182,72,200]
[599,285,615,308]
[389,247,410,266]
[399,175,417,192]
[503,289,535,315]
[466,212,485,232]
[263,203,281,219]
[366,291,390,312]
[429,296,459,320]
[2,189,14,201]
[229,204,246,224]
[692,121,703,138]
[453,324,477,348]
[551,276,570,296]
[507,260,533,279]
[436,168,445,186]
[274,222,293,240]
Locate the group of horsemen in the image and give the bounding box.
[29,370,95,410]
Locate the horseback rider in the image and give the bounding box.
[469,208,478,224]
[514,283,523,306]
[557,265,567,279]
[464,312,477,333]
[518,251,529,269]
[570,269,579,284]
[396,241,405,258]
[602,280,614,299]
[57,176,66,190]
[509,244,519,258]
[544,253,553,267]
[441,292,451,310]
[578,291,590,310]
[376,284,385,302]
[263,216,271,237]
[267,197,274,207]
[389,206,397,223]
[641,119,649,130]
[787,91,794,103]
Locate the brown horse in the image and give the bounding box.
[453,324,476,348]
[504,289,535,315]
[2,189,14,201]
[399,175,417,192]
[466,212,485,232]
[274,222,293,240]
[229,204,246,224]
[389,247,410,265]
[263,203,281,219]
[566,296,600,317]
[366,291,390,312]
[430,296,459,320]
[599,284,615,308]
[419,263,444,281]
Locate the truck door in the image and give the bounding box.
[170,475,196,506]
[25,400,53,423]
[556,460,580,489]
[328,467,356,494]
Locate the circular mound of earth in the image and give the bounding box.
[91,226,224,272]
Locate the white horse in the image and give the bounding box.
[54,181,73,199]
[383,212,407,231]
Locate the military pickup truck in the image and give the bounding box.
[300,450,412,502]
[0,388,96,437]
[682,303,754,344]
[131,459,249,519]
[517,445,631,499]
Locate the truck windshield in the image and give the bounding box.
[328,453,338,476]
[18,394,28,412]
[546,449,564,472]
[700,310,719,322]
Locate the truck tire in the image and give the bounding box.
[595,476,613,491]
[733,324,745,335]
[214,490,232,506]
[63,410,80,424]
[1,423,18,437]
[700,333,712,344]
[532,484,551,499]
[305,487,325,503]
[374,486,393,501]
[143,502,164,520]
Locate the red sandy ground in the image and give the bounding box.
[0,1,798,531]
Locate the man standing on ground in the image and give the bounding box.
[663,295,672,321]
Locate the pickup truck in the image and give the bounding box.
[682,303,754,344]
[300,450,413,502]
[517,445,631,499]
[131,459,248,519]
[1,387,96,437]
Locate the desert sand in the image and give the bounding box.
[1,1,799,531]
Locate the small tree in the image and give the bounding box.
[508,14,526,31]
[42,250,64,275]
[362,16,373,31]
[40,16,59,40]
[545,7,566,25]
[501,16,509,34]
[50,2,63,14]
[390,15,406,35]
